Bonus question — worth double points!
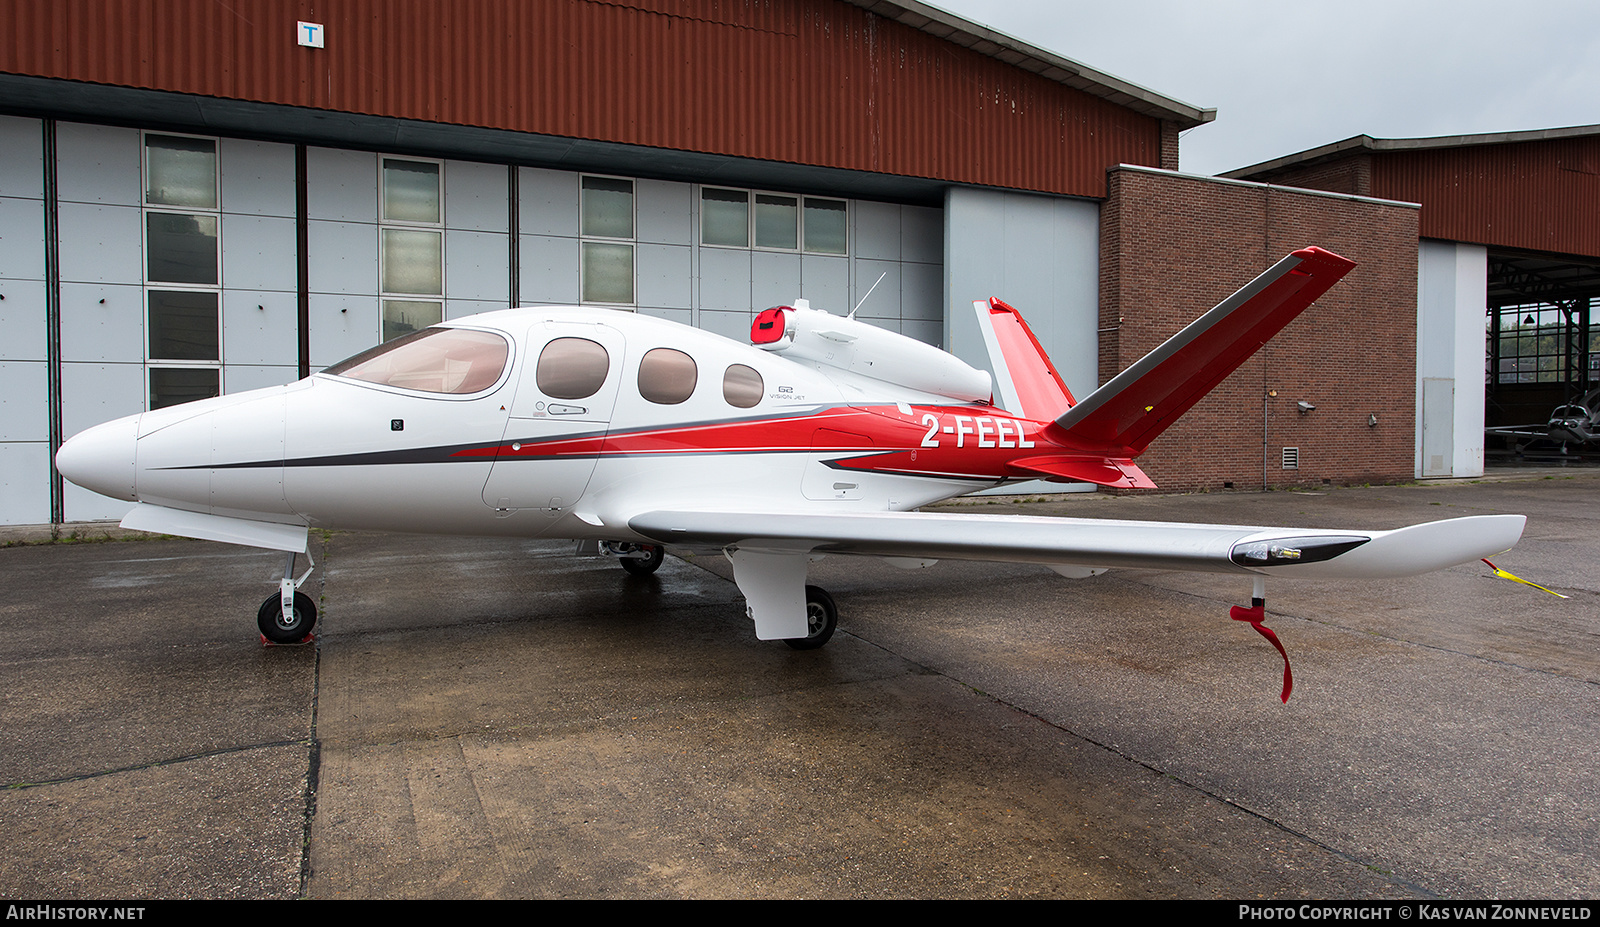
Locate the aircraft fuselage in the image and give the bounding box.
[60,307,1069,543]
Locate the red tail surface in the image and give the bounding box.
[972,297,1077,422]
[1053,247,1356,456]
[969,247,1355,489]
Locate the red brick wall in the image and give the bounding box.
[1160,121,1182,171]
[1099,168,1420,491]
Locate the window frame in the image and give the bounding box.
[753,193,799,252]
[1491,303,1587,385]
[698,186,848,255]
[801,196,848,255]
[722,363,765,409]
[322,325,515,400]
[536,336,612,401]
[380,156,444,225]
[700,186,752,249]
[143,133,219,210]
[141,131,224,409]
[580,175,635,240]
[579,174,637,307]
[637,347,699,405]
[379,155,446,340]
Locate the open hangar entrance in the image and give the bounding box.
[1485,249,1600,460]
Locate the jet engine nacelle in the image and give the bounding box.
[750,300,992,403]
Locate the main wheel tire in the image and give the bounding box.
[620,544,665,576]
[257,591,318,644]
[785,584,837,650]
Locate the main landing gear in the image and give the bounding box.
[600,541,664,576]
[595,541,842,651]
[786,585,837,650]
[257,549,318,644]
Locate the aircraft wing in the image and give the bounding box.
[629,509,1525,580]
[1485,424,1553,439]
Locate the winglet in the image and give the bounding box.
[1054,247,1356,455]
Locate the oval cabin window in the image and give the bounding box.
[638,348,697,404]
[722,364,763,408]
[536,337,610,399]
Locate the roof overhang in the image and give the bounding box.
[1224,124,1600,179]
[843,0,1215,129]
[0,73,966,206]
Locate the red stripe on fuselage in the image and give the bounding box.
[452,404,1086,482]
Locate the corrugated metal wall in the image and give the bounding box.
[0,0,1164,198]
[1370,137,1600,257]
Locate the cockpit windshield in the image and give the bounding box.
[323,327,510,395]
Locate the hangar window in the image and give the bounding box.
[381,157,444,341]
[148,291,220,362]
[382,159,441,223]
[638,348,698,404]
[1490,303,1592,384]
[582,241,634,305]
[143,133,222,410]
[701,188,848,254]
[581,176,635,305]
[755,195,798,250]
[722,364,764,408]
[383,300,443,343]
[536,337,611,399]
[149,368,219,411]
[702,188,749,247]
[381,229,444,295]
[145,212,219,285]
[326,327,510,395]
[582,176,634,239]
[145,135,217,209]
[803,198,847,254]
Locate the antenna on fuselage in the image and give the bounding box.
[848,272,887,320]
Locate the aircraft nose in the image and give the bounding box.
[55,415,141,502]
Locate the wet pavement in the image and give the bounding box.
[1,472,1595,899]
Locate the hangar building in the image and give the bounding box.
[2,0,1431,525]
[1226,126,1600,475]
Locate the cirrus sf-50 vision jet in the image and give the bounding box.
[55,247,1525,699]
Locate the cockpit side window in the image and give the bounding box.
[536,337,610,399]
[325,328,509,394]
[638,347,697,404]
[722,364,763,408]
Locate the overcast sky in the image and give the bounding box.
[931,0,1600,176]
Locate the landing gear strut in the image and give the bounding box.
[258,549,318,644]
[600,541,664,576]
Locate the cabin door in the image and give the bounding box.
[482,320,626,519]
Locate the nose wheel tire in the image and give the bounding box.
[785,585,837,650]
[620,544,665,576]
[258,591,318,644]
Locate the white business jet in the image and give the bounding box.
[55,247,1524,699]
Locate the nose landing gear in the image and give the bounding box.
[258,591,317,644]
[258,550,318,644]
